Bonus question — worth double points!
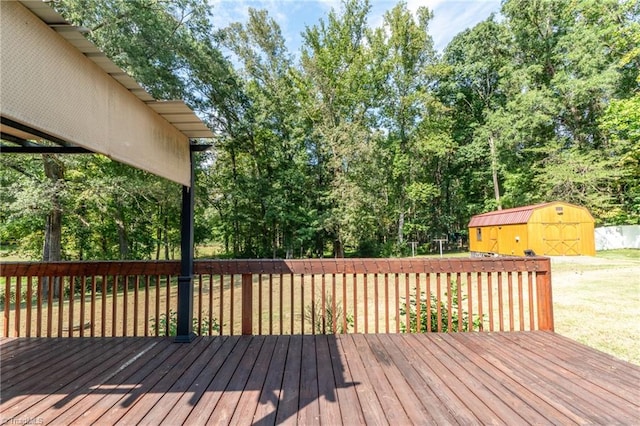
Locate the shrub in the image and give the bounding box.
[400,281,482,333]
[150,309,220,336]
[304,294,353,334]
[0,287,38,309]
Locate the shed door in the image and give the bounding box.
[542,223,580,255]
[489,227,499,253]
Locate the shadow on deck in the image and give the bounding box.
[1,332,639,425]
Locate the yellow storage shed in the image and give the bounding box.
[468,202,595,256]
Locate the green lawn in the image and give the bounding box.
[595,248,640,260]
[551,250,640,365]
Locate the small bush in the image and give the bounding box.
[304,295,353,334]
[400,281,482,333]
[150,309,220,336]
[0,288,38,309]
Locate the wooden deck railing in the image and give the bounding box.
[0,257,553,337]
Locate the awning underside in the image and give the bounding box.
[0,1,213,186]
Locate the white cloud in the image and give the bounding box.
[406,0,447,13]
[207,0,501,55]
[208,0,251,29]
[316,0,342,11]
[429,1,501,51]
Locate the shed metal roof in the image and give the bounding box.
[468,203,555,227]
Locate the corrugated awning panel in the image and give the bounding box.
[19,1,213,140]
[1,2,192,185]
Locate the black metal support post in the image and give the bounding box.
[175,146,197,343]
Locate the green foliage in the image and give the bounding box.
[597,249,640,260]
[150,309,220,337]
[0,154,185,260]
[2,0,638,260]
[2,0,234,261]
[439,0,637,227]
[599,94,640,224]
[400,281,481,333]
[0,286,38,310]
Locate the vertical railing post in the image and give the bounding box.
[242,273,253,335]
[4,277,11,337]
[176,145,196,343]
[535,258,554,331]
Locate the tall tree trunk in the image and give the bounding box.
[398,210,405,246]
[114,200,129,259]
[489,135,502,210]
[230,145,240,257]
[163,215,170,260]
[333,239,344,258]
[42,154,63,297]
[272,220,278,259]
[100,215,108,258]
[155,205,163,260]
[155,227,162,260]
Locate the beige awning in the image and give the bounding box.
[0,1,214,187]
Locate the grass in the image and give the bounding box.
[194,243,225,258]
[595,248,640,260]
[0,246,24,262]
[551,249,640,365]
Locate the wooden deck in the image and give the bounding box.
[1,332,638,425]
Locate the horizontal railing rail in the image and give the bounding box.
[0,257,553,337]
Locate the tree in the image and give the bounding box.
[502,0,635,218]
[4,0,637,260]
[372,2,451,251]
[211,8,317,257]
[42,0,234,259]
[1,155,53,259]
[439,16,510,217]
[300,0,376,256]
[599,95,640,223]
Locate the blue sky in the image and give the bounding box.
[208,0,502,54]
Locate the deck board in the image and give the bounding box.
[161,336,236,425]
[326,333,365,425]
[50,339,177,425]
[353,333,412,424]
[229,335,277,425]
[5,339,152,422]
[1,332,638,425]
[375,333,458,425]
[95,340,198,425]
[251,335,289,425]
[182,336,250,424]
[136,337,226,425]
[458,332,637,424]
[1,339,148,418]
[403,334,487,424]
[209,336,265,425]
[338,334,388,425]
[492,333,632,423]
[2,339,98,388]
[509,335,640,418]
[276,335,302,425]
[314,335,343,426]
[297,335,320,426]
[437,333,576,424]
[430,333,550,424]
[414,334,518,425]
[357,334,425,424]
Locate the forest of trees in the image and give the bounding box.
[1,0,638,260]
